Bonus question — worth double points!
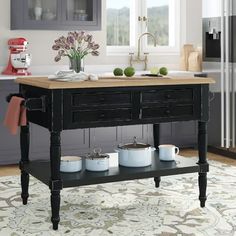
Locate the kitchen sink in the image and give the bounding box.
[140,73,163,77]
[100,75,171,81]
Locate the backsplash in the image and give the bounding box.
[0,1,202,69]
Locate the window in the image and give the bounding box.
[146,0,169,46]
[106,0,131,46]
[106,0,180,54]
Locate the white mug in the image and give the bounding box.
[158,144,179,161]
[34,7,42,20]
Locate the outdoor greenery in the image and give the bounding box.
[107,7,130,46]
[107,5,169,46]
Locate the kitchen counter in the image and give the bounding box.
[0,75,17,80]
[0,69,209,81]
[15,76,215,89]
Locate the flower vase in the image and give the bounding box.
[69,57,84,73]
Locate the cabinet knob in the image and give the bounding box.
[166,94,171,99]
[165,110,171,115]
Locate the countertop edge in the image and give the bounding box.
[15,76,216,90]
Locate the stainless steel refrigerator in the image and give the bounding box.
[203,0,236,156]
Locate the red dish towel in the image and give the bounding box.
[4,96,27,135]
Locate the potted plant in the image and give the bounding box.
[52,31,100,73]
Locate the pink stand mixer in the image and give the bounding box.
[2,38,32,76]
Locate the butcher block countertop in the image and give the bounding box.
[15,75,215,89]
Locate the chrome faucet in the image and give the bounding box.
[129,32,157,70]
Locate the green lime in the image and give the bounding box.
[113,68,123,76]
[124,67,135,77]
[159,67,168,76]
[150,67,159,75]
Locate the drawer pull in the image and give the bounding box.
[99,97,105,102]
[99,113,105,118]
[165,110,171,115]
[6,93,47,112]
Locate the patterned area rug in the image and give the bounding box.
[0,158,236,236]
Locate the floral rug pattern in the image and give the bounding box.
[0,158,236,236]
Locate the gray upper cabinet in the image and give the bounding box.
[11,0,101,30]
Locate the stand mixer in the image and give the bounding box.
[2,38,32,76]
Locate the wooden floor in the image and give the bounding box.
[0,149,236,177]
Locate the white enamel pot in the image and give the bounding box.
[85,148,109,172]
[60,156,82,173]
[115,137,155,167]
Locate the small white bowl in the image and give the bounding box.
[85,156,109,172]
[60,156,82,173]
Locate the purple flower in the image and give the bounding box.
[67,35,75,45]
[77,31,85,42]
[87,42,93,49]
[64,44,70,50]
[84,34,92,43]
[53,31,100,62]
[91,50,99,56]
[58,36,66,44]
[58,50,65,56]
[54,55,61,62]
[73,31,79,40]
[92,44,100,50]
[52,44,60,50]
[80,31,85,37]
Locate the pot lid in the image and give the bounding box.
[86,148,109,159]
[118,137,151,149]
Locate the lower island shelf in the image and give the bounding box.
[24,152,203,188]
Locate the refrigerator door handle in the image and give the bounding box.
[221,0,225,147]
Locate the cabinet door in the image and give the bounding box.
[120,125,150,145]
[0,81,20,165]
[89,127,121,153]
[61,0,101,30]
[159,122,197,148]
[22,0,62,29]
[89,125,151,153]
[31,124,90,159]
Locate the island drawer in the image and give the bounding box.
[141,88,194,104]
[70,108,132,124]
[70,91,132,107]
[141,104,195,119]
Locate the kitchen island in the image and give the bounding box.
[11,75,214,230]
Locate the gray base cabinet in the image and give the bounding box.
[0,81,20,165]
[159,121,198,148]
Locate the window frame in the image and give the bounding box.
[106,0,180,55]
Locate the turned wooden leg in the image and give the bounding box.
[154,177,161,188]
[20,125,30,205]
[198,173,207,207]
[198,121,208,208]
[153,124,160,148]
[49,131,62,230]
[153,124,161,188]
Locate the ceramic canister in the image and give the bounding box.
[115,137,155,167]
[85,148,109,172]
[60,156,82,173]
